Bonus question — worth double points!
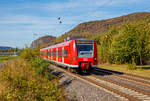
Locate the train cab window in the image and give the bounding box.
[76,44,93,58]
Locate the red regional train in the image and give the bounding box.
[40,38,98,73]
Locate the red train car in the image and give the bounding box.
[40,38,98,73]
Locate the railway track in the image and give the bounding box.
[90,74,150,101]
[93,68,150,101]
[50,64,150,101]
[94,68,150,86]
[95,68,150,81]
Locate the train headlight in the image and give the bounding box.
[94,57,97,60]
[73,57,77,60]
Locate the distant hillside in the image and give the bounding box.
[31,12,150,47]
[31,35,56,49]
[56,12,150,42]
[0,46,12,50]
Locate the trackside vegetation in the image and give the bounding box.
[0,56,17,63]
[0,47,68,101]
[95,19,150,69]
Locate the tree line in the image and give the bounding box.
[95,19,150,65]
[0,48,20,52]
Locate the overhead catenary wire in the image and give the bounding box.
[37,0,113,38]
[39,0,150,38]
[58,0,113,36]
[59,0,150,35]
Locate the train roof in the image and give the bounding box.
[40,40,72,51]
[40,38,94,51]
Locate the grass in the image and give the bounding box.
[0,58,67,101]
[98,64,150,78]
[0,56,17,63]
[0,48,68,101]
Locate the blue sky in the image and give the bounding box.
[0,0,150,48]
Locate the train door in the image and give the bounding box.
[53,48,56,61]
[51,49,53,60]
[49,49,51,60]
[62,47,64,63]
[58,47,62,62]
[64,46,69,65]
[56,48,58,62]
[46,49,48,59]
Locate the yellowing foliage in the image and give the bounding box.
[0,59,67,101]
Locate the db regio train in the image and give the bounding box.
[40,38,98,73]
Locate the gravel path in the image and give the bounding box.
[51,67,122,101]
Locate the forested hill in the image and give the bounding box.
[31,35,56,49]
[56,12,150,42]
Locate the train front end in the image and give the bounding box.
[73,39,98,73]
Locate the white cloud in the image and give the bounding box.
[33,0,113,12]
[0,0,148,48]
[108,0,141,6]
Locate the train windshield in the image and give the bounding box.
[76,44,93,58]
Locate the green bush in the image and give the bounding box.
[126,58,137,70]
[20,46,40,62]
[32,57,55,79]
[0,47,68,101]
[96,25,119,63]
[0,59,67,101]
[21,46,55,80]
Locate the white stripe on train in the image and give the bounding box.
[43,58,97,68]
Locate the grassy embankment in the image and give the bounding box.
[0,56,17,63]
[0,48,68,101]
[98,64,150,78]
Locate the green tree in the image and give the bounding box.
[97,25,118,63]
[112,20,150,64]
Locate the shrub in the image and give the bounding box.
[0,59,67,101]
[20,46,40,62]
[31,57,55,80]
[20,46,56,80]
[126,58,136,70]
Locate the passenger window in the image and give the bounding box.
[58,50,62,57]
[64,50,68,58]
[54,51,56,57]
[47,51,49,56]
[52,51,54,56]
